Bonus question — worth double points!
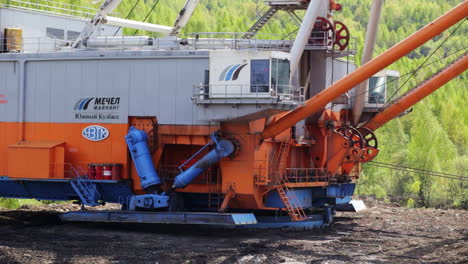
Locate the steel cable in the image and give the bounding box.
[322,47,467,111]
[132,0,161,36]
[113,0,142,36]
[379,19,466,111]
[367,161,467,182]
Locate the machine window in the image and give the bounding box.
[250,59,269,93]
[46,27,65,39]
[271,58,290,95]
[368,76,386,104]
[387,75,399,96]
[67,30,81,41]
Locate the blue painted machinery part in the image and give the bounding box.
[125,127,161,190]
[0,177,134,204]
[129,194,170,210]
[173,135,235,189]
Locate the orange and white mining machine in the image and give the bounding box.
[0,0,466,228]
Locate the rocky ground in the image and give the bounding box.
[0,198,466,264]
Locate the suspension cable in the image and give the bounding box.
[367,161,467,182]
[379,19,466,111]
[322,21,466,112]
[132,0,161,36]
[322,47,467,112]
[370,161,466,178]
[113,0,142,36]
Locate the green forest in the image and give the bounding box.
[1,0,466,209]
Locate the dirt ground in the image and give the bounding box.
[0,198,466,264]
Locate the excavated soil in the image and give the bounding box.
[0,198,466,264]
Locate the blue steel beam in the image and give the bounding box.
[173,138,234,189]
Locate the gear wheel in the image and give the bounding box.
[333,20,350,51]
[310,17,335,47]
[337,126,365,163]
[337,126,364,149]
[227,137,241,159]
[358,127,380,162]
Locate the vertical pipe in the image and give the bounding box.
[18,60,26,141]
[290,0,326,79]
[126,127,161,190]
[363,54,468,131]
[352,0,384,125]
[260,1,468,139]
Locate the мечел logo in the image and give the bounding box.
[74,97,120,111]
[74,97,94,110]
[218,64,248,81]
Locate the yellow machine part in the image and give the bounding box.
[4,28,23,52]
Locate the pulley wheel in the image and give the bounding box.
[358,127,378,149]
[333,20,350,51]
[310,17,335,47]
[337,126,364,149]
[358,127,379,162]
[338,126,365,163]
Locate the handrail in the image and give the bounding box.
[0,0,119,18]
[192,84,305,103]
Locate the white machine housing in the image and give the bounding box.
[365,69,400,108]
[209,50,294,99]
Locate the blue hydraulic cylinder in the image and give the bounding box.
[173,139,234,189]
[125,127,161,190]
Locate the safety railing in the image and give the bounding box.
[51,162,124,180]
[0,36,172,53]
[0,35,358,54]
[0,36,70,53]
[0,0,119,18]
[192,84,305,103]
[185,32,356,52]
[185,32,293,51]
[284,168,329,183]
[254,167,269,185]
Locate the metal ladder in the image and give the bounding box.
[242,7,278,39]
[274,140,307,221]
[276,181,307,221]
[277,141,291,177]
[269,140,290,184]
[69,166,101,206]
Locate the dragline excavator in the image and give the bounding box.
[90,0,467,224]
[0,0,466,228]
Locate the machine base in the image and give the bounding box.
[60,211,258,225]
[238,215,327,230]
[335,200,367,212]
[60,211,330,229]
